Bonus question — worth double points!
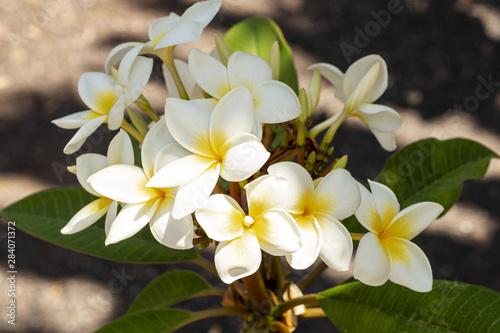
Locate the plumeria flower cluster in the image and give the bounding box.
[55,0,443,297]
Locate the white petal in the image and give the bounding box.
[148,14,180,42]
[141,119,176,179]
[267,162,314,215]
[251,117,263,140]
[355,104,402,132]
[285,215,321,270]
[105,200,160,245]
[386,238,433,292]
[60,197,112,234]
[353,232,390,286]
[107,129,134,166]
[354,183,382,234]
[122,56,153,106]
[105,42,144,73]
[316,213,353,271]
[107,90,125,130]
[344,55,388,104]
[307,63,345,102]
[368,180,400,230]
[210,85,255,153]
[311,168,360,220]
[155,20,204,49]
[154,143,192,174]
[78,72,116,112]
[163,60,203,99]
[105,200,118,236]
[117,44,148,86]
[215,229,262,284]
[89,165,159,204]
[76,153,109,196]
[149,195,194,249]
[227,52,272,90]
[254,209,301,256]
[178,0,221,28]
[253,81,302,124]
[188,48,230,99]
[219,133,270,181]
[370,128,398,152]
[164,97,215,157]
[385,202,444,241]
[52,110,97,129]
[148,153,215,188]
[171,163,220,219]
[63,116,106,154]
[245,175,288,217]
[195,194,245,242]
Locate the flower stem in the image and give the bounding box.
[270,321,290,333]
[189,287,227,298]
[297,262,327,292]
[299,307,327,319]
[120,119,144,143]
[229,181,242,206]
[308,111,342,139]
[174,307,249,331]
[243,269,272,311]
[135,94,160,122]
[192,255,218,277]
[273,256,285,295]
[160,46,189,100]
[273,294,319,318]
[350,232,364,241]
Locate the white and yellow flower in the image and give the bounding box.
[309,55,402,151]
[268,162,360,270]
[147,86,270,218]
[188,49,302,137]
[88,120,194,249]
[61,130,134,235]
[52,57,152,154]
[353,180,443,292]
[105,0,221,86]
[195,175,301,284]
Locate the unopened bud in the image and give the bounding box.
[298,88,308,123]
[332,155,348,170]
[307,68,321,117]
[268,40,280,81]
[127,108,149,137]
[67,165,77,175]
[214,34,231,66]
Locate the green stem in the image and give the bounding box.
[273,256,285,295]
[308,111,342,139]
[120,119,144,143]
[192,255,218,277]
[270,321,290,333]
[273,294,319,318]
[160,46,189,100]
[135,94,160,122]
[189,287,226,299]
[174,307,249,330]
[298,307,327,319]
[350,232,364,241]
[243,269,272,311]
[298,262,327,292]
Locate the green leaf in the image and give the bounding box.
[96,309,191,333]
[377,138,498,213]
[318,280,500,332]
[224,16,299,93]
[1,188,198,263]
[129,270,212,313]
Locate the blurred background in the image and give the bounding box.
[1,0,500,332]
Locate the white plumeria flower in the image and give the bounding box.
[188,49,302,138]
[163,59,204,99]
[147,86,270,219]
[268,162,360,270]
[61,130,134,235]
[353,180,444,292]
[195,175,302,284]
[88,120,194,248]
[309,55,403,151]
[53,57,152,154]
[105,0,221,86]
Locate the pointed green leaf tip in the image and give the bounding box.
[1,187,198,263]
[318,280,500,332]
[224,16,299,93]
